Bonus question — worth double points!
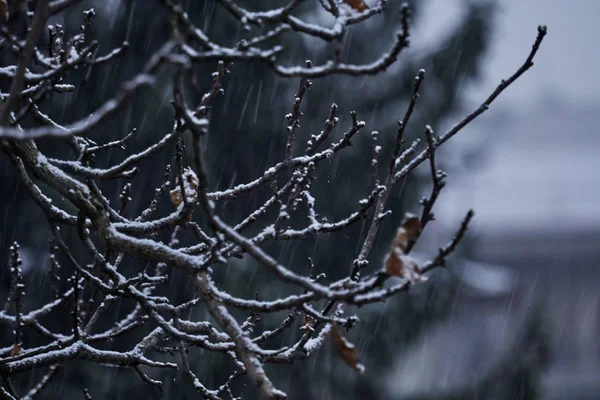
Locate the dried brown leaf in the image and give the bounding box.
[343,0,369,12]
[384,251,427,283]
[10,343,21,357]
[384,213,427,283]
[170,167,199,209]
[392,213,421,253]
[169,188,183,208]
[331,324,366,374]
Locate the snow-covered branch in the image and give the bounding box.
[0,1,546,398]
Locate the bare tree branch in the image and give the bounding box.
[0,1,547,398]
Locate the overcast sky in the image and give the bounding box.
[412,0,600,232]
[417,0,600,106]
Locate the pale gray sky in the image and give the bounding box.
[479,0,600,106]
[417,0,600,106]
[414,0,600,231]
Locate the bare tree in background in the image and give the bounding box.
[0,0,546,399]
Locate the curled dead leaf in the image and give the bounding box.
[169,189,183,208]
[391,213,421,253]
[331,324,366,374]
[384,250,427,283]
[10,343,21,357]
[343,0,369,12]
[170,167,199,208]
[384,213,427,283]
